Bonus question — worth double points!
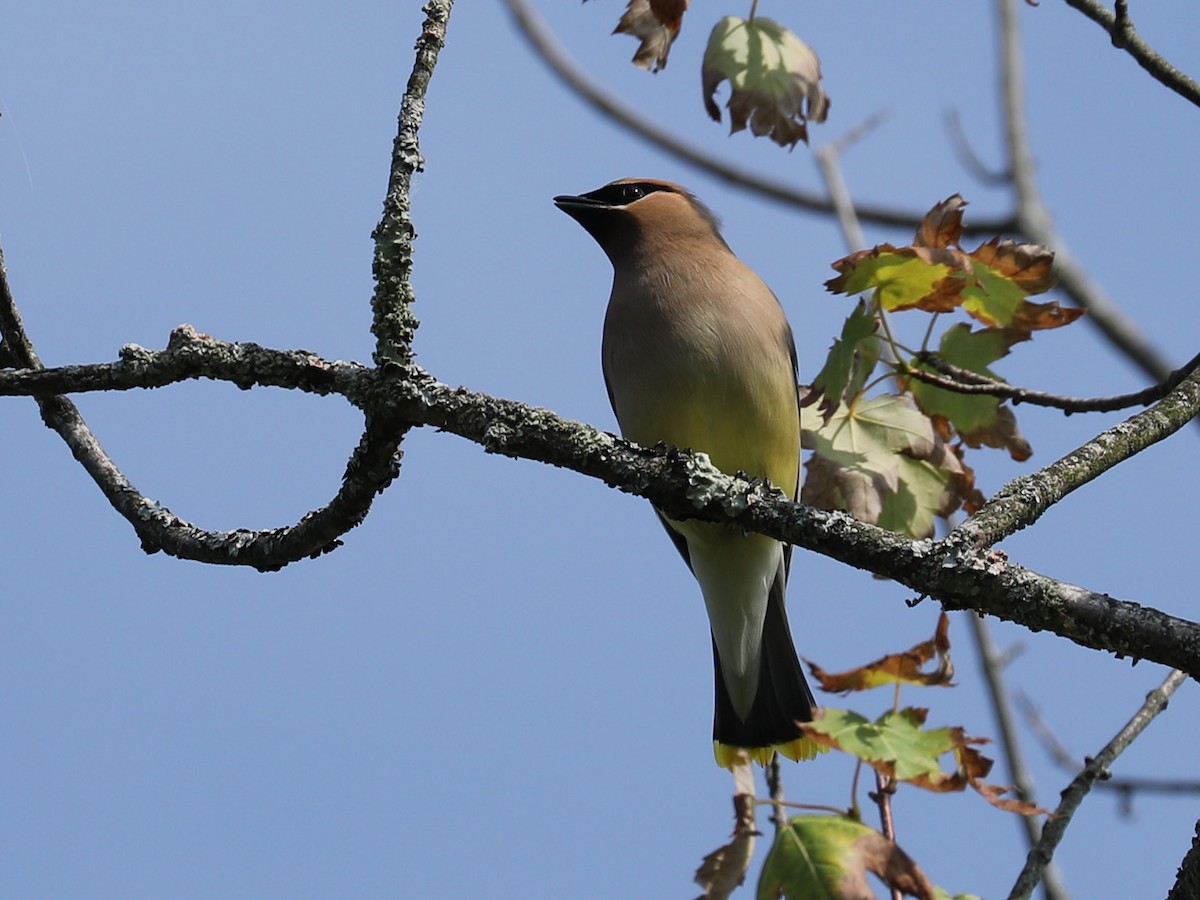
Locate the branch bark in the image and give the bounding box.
[3,329,1200,680]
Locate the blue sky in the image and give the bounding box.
[1,2,1198,897]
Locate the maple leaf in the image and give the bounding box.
[758,815,936,900]
[810,613,954,693]
[826,195,1081,337]
[801,299,881,423]
[825,244,965,313]
[801,394,975,539]
[609,0,688,72]
[913,194,968,250]
[702,16,829,148]
[907,323,1033,461]
[804,708,1048,817]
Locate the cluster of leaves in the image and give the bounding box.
[746,614,1040,899]
[802,195,1084,540]
[585,0,829,147]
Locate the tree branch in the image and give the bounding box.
[4,331,1200,676]
[1008,669,1189,899]
[1059,0,1200,108]
[995,0,1180,384]
[950,364,1200,548]
[969,615,1069,900]
[903,349,1200,413]
[1168,821,1200,900]
[370,0,454,365]
[1015,690,1200,803]
[0,2,459,571]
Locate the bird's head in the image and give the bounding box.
[554,179,726,262]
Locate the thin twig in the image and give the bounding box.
[1059,0,1200,108]
[1008,669,1189,899]
[949,364,1200,549]
[943,109,1011,186]
[765,755,787,831]
[1016,690,1200,802]
[814,113,890,252]
[969,615,1069,900]
[870,771,903,900]
[903,349,1200,414]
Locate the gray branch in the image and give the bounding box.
[3,330,1200,680]
[1060,0,1200,109]
[1008,669,1189,899]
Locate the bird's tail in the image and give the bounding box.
[712,567,820,768]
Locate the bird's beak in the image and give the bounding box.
[553,194,608,211]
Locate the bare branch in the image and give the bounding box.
[1008,669,1189,899]
[969,615,1070,900]
[943,109,1011,186]
[4,330,1200,674]
[371,0,455,365]
[1059,0,1200,108]
[0,2,460,571]
[995,0,1180,384]
[814,113,890,252]
[1016,690,1200,802]
[950,352,1200,549]
[903,349,1200,413]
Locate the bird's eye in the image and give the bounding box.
[620,184,646,204]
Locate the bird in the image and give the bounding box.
[554,178,818,767]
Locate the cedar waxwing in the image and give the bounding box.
[554,179,818,767]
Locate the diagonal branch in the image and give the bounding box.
[1007,669,1189,899]
[949,362,1200,549]
[1059,0,1200,108]
[4,331,1200,676]
[969,615,1070,900]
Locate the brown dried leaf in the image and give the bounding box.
[914,194,968,250]
[693,762,757,900]
[809,613,954,693]
[969,236,1057,295]
[1010,297,1086,331]
[612,0,688,72]
[958,402,1032,462]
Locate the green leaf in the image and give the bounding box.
[758,815,935,899]
[908,324,1033,461]
[802,394,971,538]
[803,300,880,420]
[826,247,960,312]
[702,16,829,148]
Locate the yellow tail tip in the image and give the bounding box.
[713,736,826,768]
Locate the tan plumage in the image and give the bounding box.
[554,179,818,766]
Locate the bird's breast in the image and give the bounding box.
[601,262,799,498]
